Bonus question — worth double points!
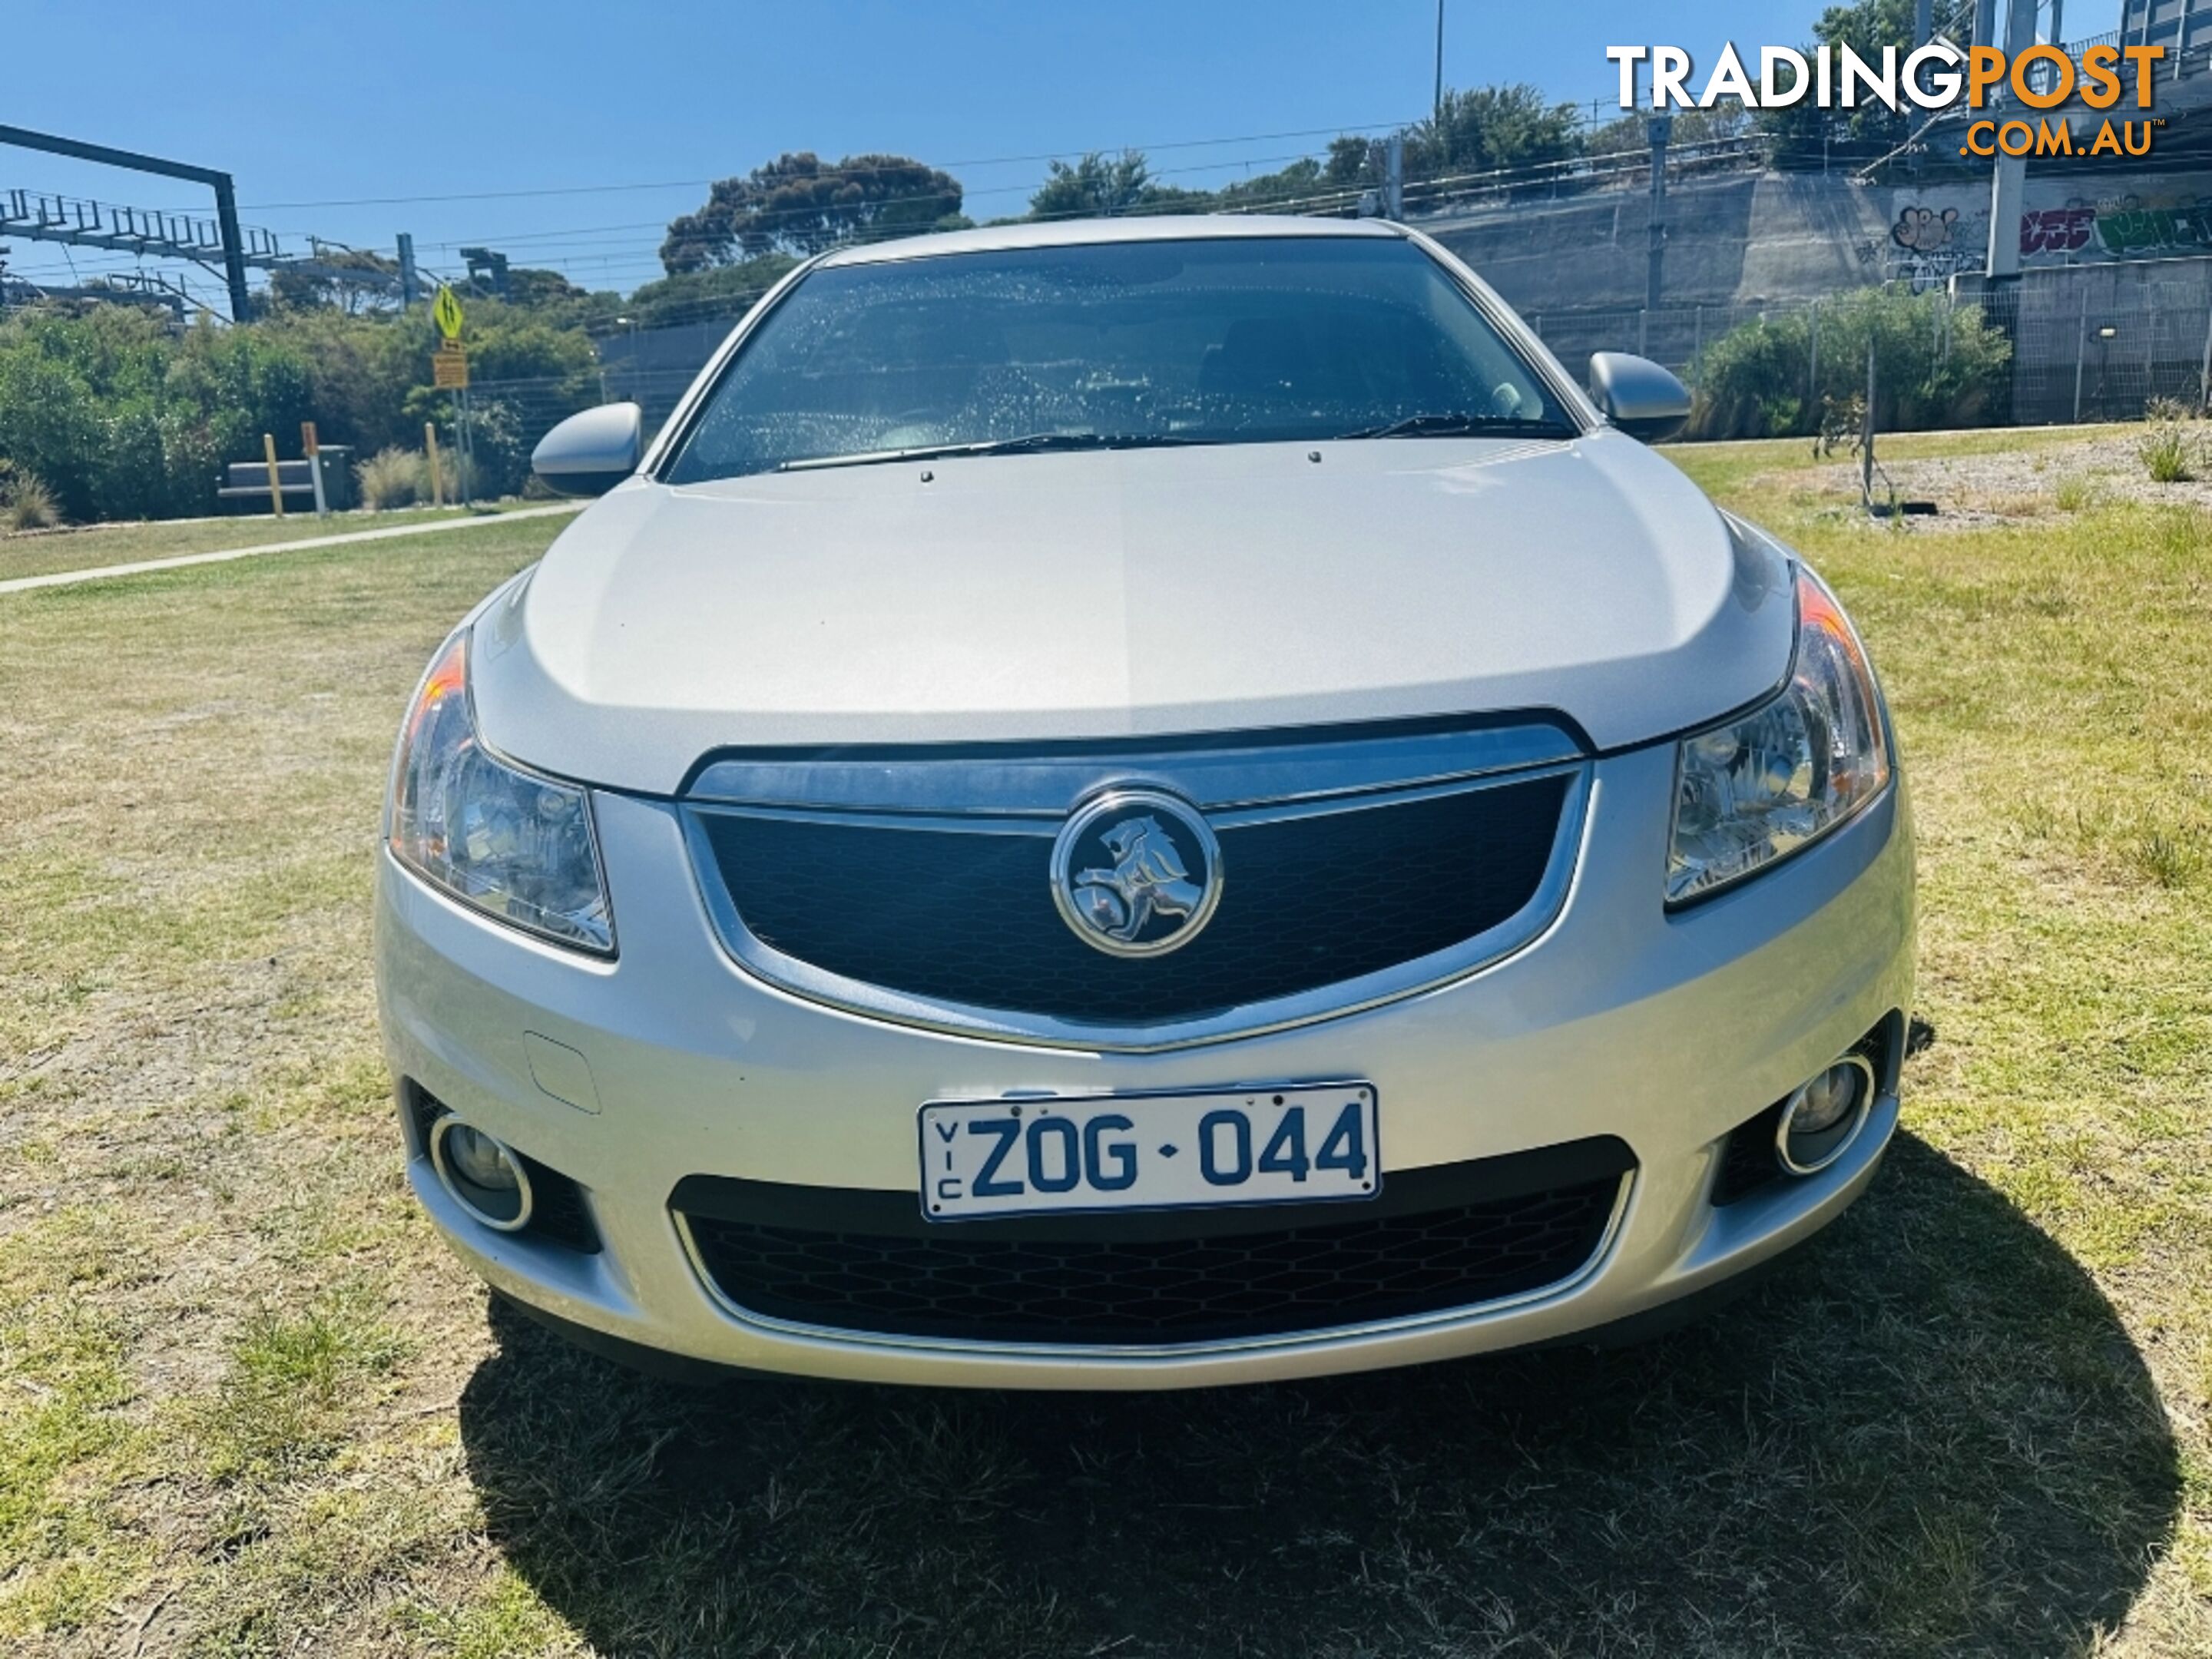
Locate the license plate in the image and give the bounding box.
[919,1084,1379,1221]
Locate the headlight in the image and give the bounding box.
[1667,563,1891,906]
[387,629,614,953]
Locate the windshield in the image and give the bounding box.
[661,235,1573,482]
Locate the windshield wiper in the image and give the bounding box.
[1330,413,1576,442]
[780,432,1207,472]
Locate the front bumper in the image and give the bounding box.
[375,740,1915,1389]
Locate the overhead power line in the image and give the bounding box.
[223,121,1423,211]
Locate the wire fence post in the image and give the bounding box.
[1861,335,1879,512]
[2073,289,2089,424]
[2199,287,2212,410]
[1807,299,1821,421]
[2146,294,2159,410]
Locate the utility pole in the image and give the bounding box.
[396,233,419,306]
[1386,135,1406,219]
[1985,0,2040,277]
[1434,1,1445,131]
[1915,0,1934,48]
[1647,114,1672,312]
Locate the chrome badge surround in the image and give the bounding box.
[1049,789,1222,957]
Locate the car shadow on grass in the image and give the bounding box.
[457,1136,2179,1657]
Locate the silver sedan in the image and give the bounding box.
[376,216,1913,1388]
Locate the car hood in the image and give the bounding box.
[470,432,1793,795]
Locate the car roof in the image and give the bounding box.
[813,213,1408,270]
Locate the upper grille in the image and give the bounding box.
[690,769,1574,1029]
[675,1138,1632,1348]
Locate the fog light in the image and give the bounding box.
[1776,1054,1876,1176]
[429,1114,535,1231]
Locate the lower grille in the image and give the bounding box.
[675,1139,1631,1347]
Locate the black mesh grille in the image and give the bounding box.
[694,773,1570,1025]
[679,1154,1624,1346]
[1712,1103,1788,1206]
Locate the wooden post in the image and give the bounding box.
[424,422,445,508]
[261,432,285,518]
[301,421,328,518]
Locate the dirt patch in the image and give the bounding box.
[1787,429,2212,526]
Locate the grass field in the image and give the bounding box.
[1,429,2208,1657]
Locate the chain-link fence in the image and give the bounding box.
[2004,265,2212,424]
[1531,270,2212,429]
[1530,290,2212,423]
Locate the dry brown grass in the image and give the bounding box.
[0,442,2207,1656]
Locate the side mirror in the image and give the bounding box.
[1588,353,1691,444]
[531,402,643,496]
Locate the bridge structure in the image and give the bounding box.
[0,124,407,320]
[0,186,403,314]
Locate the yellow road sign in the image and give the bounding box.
[432,344,469,389]
[432,285,465,341]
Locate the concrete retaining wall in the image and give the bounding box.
[1426,168,2212,313]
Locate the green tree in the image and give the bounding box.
[660,153,965,270]
[1584,104,1750,160]
[1410,84,1583,178]
[1028,151,1156,219]
[267,247,404,314]
[1325,135,1380,188]
[1026,151,1215,220]
[1760,0,1918,160]
[624,254,801,329]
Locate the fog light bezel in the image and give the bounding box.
[429,1114,537,1232]
[1774,1053,1877,1177]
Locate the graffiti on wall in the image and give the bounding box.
[1882,204,1985,288]
[2094,199,2212,255]
[2021,207,2096,255]
[1876,190,2212,283]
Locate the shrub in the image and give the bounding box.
[2052,474,2101,512]
[1687,286,2013,441]
[0,307,314,522]
[2139,422,2198,484]
[356,446,427,509]
[0,465,63,531]
[0,296,598,523]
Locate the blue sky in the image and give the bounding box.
[5,0,2120,301]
